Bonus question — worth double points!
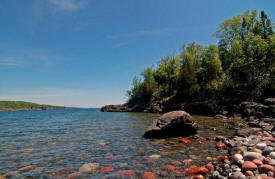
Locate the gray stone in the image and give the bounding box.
[232,154,243,164]
[256,143,267,150]
[243,152,263,161]
[269,152,275,159]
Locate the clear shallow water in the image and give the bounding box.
[0,109,239,178]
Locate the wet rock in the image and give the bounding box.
[100,166,114,173]
[242,161,258,172]
[67,172,81,179]
[184,167,209,175]
[163,165,175,171]
[263,146,273,155]
[214,115,227,119]
[50,169,70,177]
[17,164,36,171]
[79,163,99,173]
[144,111,198,138]
[148,154,160,160]
[237,128,262,137]
[264,98,275,105]
[243,152,264,161]
[179,138,191,143]
[117,170,135,175]
[245,170,254,176]
[216,142,226,148]
[142,172,155,179]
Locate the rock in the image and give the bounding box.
[50,169,70,177]
[100,166,114,173]
[232,154,243,164]
[79,163,99,173]
[179,138,192,143]
[17,164,36,171]
[184,167,209,175]
[264,98,275,105]
[242,161,258,172]
[269,152,275,159]
[148,154,160,160]
[263,157,272,164]
[237,128,262,137]
[245,170,254,176]
[253,159,264,166]
[191,174,205,179]
[256,143,267,150]
[144,111,198,138]
[263,147,273,155]
[243,152,264,161]
[216,142,226,148]
[117,170,135,175]
[184,100,220,116]
[214,115,227,119]
[206,162,214,171]
[67,172,81,179]
[101,104,129,112]
[254,148,263,154]
[142,172,155,179]
[164,165,175,171]
[259,165,274,173]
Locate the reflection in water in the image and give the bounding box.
[0,109,240,178]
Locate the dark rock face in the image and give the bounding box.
[100,104,129,112]
[184,100,220,116]
[144,111,198,138]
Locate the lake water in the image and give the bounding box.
[0,109,238,178]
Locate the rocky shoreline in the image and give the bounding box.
[101,98,275,178]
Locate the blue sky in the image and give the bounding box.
[0,0,274,107]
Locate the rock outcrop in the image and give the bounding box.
[144,111,198,138]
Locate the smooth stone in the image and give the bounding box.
[117,170,135,175]
[79,163,99,173]
[67,172,81,179]
[185,167,209,175]
[163,165,175,171]
[253,159,264,166]
[100,166,114,173]
[269,152,275,159]
[256,143,267,150]
[148,154,160,160]
[191,174,205,179]
[263,147,273,155]
[242,161,258,172]
[259,164,274,173]
[232,154,243,164]
[243,152,264,161]
[142,172,155,179]
[245,170,254,176]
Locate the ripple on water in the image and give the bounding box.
[0,109,241,178]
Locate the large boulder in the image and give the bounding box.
[144,111,198,138]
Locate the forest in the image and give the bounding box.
[127,10,275,106]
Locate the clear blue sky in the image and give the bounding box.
[0,0,274,107]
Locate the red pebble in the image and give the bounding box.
[67,172,81,179]
[217,155,229,162]
[170,160,181,165]
[263,157,272,164]
[100,166,114,173]
[262,137,275,141]
[180,138,191,144]
[191,174,205,179]
[118,170,135,175]
[216,142,226,148]
[259,164,274,173]
[164,165,175,171]
[242,161,258,172]
[173,170,181,175]
[253,148,263,154]
[185,167,209,175]
[142,172,155,179]
[253,159,263,166]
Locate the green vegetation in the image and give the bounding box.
[127,10,274,104]
[0,101,66,110]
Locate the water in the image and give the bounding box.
[0,109,240,178]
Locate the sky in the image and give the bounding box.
[0,0,274,107]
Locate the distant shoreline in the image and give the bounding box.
[0,101,67,112]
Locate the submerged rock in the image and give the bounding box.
[144,111,198,138]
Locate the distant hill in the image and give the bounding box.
[0,101,66,111]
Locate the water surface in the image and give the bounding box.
[0,109,239,178]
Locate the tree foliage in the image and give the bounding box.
[127,10,274,104]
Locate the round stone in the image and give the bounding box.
[242,161,258,172]
[79,163,99,173]
[269,152,275,159]
[256,143,267,150]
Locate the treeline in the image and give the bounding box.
[127,10,275,105]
